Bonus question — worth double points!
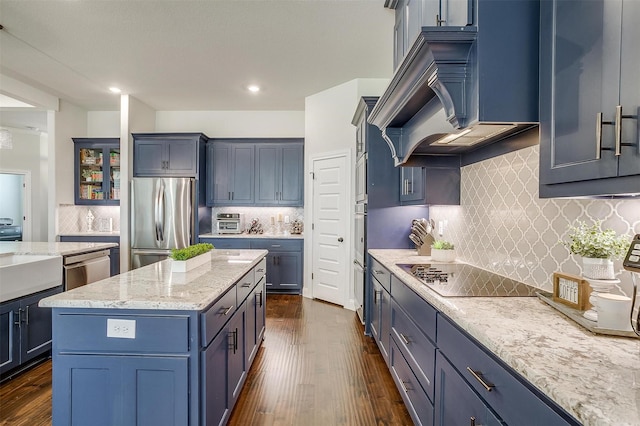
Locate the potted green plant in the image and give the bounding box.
[170,243,214,273]
[561,221,629,279]
[431,240,456,262]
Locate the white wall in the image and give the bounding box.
[0,127,48,241]
[155,111,304,137]
[302,78,389,305]
[88,111,120,137]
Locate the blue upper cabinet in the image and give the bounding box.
[133,133,207,178]
[539,0,640,197]
[73,138,120,205]
[208,139,303,207]
[207,141,255,206]
[255,142,303,206]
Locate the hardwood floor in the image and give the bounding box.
[0,295,412,426]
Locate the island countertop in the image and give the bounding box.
[0,241,118,256]
[40,249,267,311]
[369,249,640,426]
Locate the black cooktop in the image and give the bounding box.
[397,263,539,297]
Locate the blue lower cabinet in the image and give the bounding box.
[199,237,251,250]
[389,340,434,426]
[370,269,391,365]
[245,278,266,367]
[434,351,502,426]
[250,239,303,294]
[54,354,189,426]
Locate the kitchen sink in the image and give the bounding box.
[0,254,63,302]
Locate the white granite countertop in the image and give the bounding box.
[40,249,267,311]
[0,241,118,256]
[369,249,640,426]
[199,233,303,239]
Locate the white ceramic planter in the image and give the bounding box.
[582,257,615,280]
[431,248,456,262]
[171,251,212,273]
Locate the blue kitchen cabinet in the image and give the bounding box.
[55,354,189,426]
[207,141,255,205]
[1,286,63,377]
[255,142,303,206]
[245,277,266,367]
[59,235,120,276]
[399,167,424,204]
[369,258,392,364]
[73,138,120,205]
[133,133,206,178]
[539,0,640,197]
[227,305,246,409]
[250,239,303,294]
[434,351,502,426]
[391,0,473,69]
[198,237,251,250]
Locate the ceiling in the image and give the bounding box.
[0,0,394,123]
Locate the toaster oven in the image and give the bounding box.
[216,213,244,234]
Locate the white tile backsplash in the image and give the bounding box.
[430,145,640,296]
[211,206,304,235]
[58,204,121,234]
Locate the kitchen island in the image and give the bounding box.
[370,249,639,426]
[0,241,118,256]
[40,249,268,426]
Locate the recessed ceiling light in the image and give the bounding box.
[109,87,122,94]
[247,85,260,93]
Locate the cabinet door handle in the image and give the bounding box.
[256,291,263,307]
[228,192,232,200]
[231,191,234,200]
[466,367,495,392]
[399,333,410,345]
[234,328,238,353]
[615,105,623,156]
[436,14,446,26]
[13,308,23,326]
[400,380,411,392]
[374,290,382,304]
[470,416,476,426]
[221,305,234,316]
[25,306,29,325]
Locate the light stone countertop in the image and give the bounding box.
[199,233,303,239]
[369,249,640,426]
[0,241,118,256]
[40,249,268,311]
[58,232,120,238]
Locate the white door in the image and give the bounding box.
[311,154,349,306]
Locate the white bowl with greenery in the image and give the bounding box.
[562,221,629,279]
[431,240,456,262]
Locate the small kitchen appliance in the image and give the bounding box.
[0,218,22,241]
[398,263,539,297]
[216,213,244,234]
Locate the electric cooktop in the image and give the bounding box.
[397,263,539,297]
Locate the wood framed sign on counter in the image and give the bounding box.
[552,272,591,311]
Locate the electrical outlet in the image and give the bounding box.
[107,318,136,339]
[438,220,445,236]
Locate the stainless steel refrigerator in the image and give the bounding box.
[131,177,195,269]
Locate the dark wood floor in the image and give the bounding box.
[0,295,412,426]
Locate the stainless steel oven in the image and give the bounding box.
[63,250,111,291]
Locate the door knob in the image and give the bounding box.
[338,237,344,242]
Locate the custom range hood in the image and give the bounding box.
[369,8,540,166]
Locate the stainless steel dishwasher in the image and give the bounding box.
[63,250,111,291]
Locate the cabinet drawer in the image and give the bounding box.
[201,287,237,347]
[236,269,255,305]
[437,315,575,426]
[250,239,301,251]
[55,313,189,354]
[254,258,267,283]
[389,339,434,426]
[200,238,251,250]
[370,257,391,293]
[391,276,436,342]
[391,300,436,402]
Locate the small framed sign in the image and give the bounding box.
[552,272,591,311]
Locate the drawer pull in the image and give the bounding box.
[241,282,251,288]
[271,244,281,248]
[257,268,264,273]
[466,367,494,392]
[399,333,410,345]
[400,380,411,392]
[373,269,385,275]
[221,305,234,316]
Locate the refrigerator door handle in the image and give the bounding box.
[158,181,166,242]
[154,182,162,243]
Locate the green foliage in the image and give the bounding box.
[170,243,214,261]
[561,221,629,259]
[432,240,454,250]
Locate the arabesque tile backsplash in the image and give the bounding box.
[430,144,640,297]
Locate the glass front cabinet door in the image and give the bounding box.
[73,138,120,205]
